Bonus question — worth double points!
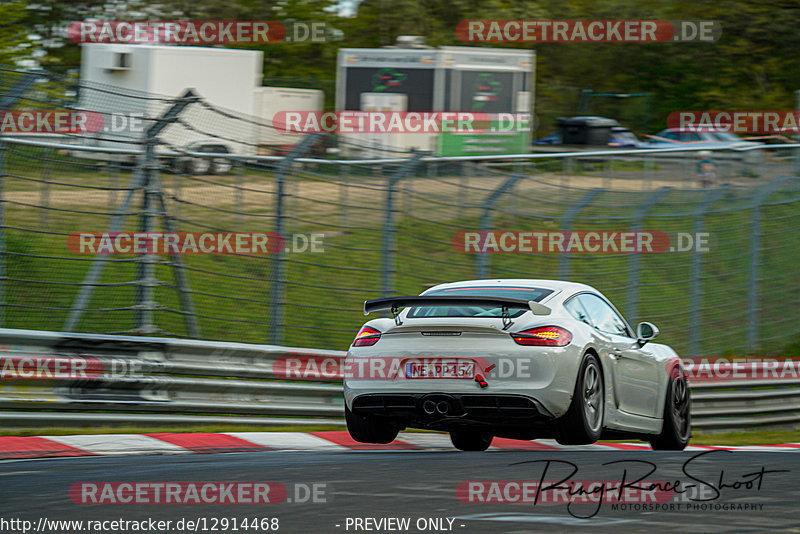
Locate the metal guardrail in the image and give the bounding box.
[0,328,347,428]
[690,371,800,430]
[3,135,798,163]
[0,328,798,432]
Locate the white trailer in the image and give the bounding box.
[252,86,324,154]
[336,42,535,157]
[78,43,265,168]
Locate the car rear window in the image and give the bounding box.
[407,286,553,318]
[713,132,740,141]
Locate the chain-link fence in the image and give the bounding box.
[2,67,800,358]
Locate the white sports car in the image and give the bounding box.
[343,279,690,451]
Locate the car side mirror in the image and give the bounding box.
[636,322,659,346]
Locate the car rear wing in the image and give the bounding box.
[363,295,551,316]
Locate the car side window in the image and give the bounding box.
[564,297,592,326]
[678,132,702,142]
[577,294,631,337]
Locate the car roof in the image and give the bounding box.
[658,127,737,135]
[423,279,598,295]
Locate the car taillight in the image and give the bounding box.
[352,325,381,347]
[511,326,572,347]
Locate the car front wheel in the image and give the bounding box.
[556,352,604,445]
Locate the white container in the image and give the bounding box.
[252,86,324,152]
[78,43,263,158]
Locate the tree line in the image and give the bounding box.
[3,0,799,135]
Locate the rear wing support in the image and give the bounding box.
[363,295,552,318]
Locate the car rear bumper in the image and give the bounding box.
[349,392,557,432]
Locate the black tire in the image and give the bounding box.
[186,145,232,175]
[207,154,233,175]
[166,158,184,174]
[345,406,399,444]
[556,353,604,445]
[450,430,493,451]
[650,376,691,450]
[185,157,211,175]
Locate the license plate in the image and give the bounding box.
[405,360,475,379]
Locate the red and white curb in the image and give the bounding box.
[1,432,798,459]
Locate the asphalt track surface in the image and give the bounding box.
[1,449,798,534]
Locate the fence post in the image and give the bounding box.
[135,135,159,333]
[643,157,654,190]
[689,186,728,358]
[381,151,424,298]
[270,133,323,345]
[0,71,41,328]
[558,189,602,279]
[234,159,244,228]
[795,90,800,176]
[603,156,612,189]
[108,160,119,212]
[403,160,416,214]
[64,165,145,332]
[747,177,787,352]
[153,170,201,338]
[338,163,349,228]
[135,90,199,335]
[39,146,53,229]
[0,133,5,329]
[626,187,670,325]
[459,161,469,209]
[64,90,199,333]
[476,173,525,279]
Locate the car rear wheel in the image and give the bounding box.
[450,430,493,451]
[345,406,399,444]
[650,376,691,450]
[185,144,232,175]
[556,353,604,445]
[185,156,212,175]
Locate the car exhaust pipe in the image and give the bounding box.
[422,400,436,415]
[436,401,450,415]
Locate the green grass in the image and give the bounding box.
[3,149,800,358]
[688,429,800,446]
